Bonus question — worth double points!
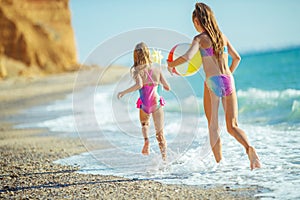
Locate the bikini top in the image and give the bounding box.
[200,46,228,57]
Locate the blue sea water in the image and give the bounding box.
[15,47,300,199]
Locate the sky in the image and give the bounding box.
[70,0,300,63]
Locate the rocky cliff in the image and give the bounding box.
[0,0,78,78]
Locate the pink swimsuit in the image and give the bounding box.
[136,69,165,114]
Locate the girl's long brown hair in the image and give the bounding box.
[193,3,224,59]
[130,42,152,80]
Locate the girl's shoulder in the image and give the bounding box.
[194,32,210,39]
[194,33,211,49]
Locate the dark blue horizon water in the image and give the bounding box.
[236,46,300,91]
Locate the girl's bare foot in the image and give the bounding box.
[247,146,261,170]
[161,147,167,161]
[142,138,150,155]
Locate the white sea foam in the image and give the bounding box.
[237,88,300,100]
[56,124,300,199]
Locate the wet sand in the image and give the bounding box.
[0,68,262,199]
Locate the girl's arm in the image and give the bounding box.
[160,70,171,91]
[117,75,143,99]
[225,35,241,73]
[167,37,200,69]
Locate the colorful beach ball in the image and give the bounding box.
[168,43,202,76]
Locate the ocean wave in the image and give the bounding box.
[237,88,300,125]
[163,88,300,126]
[92,86,300,127]
[237,88,300,99]
[289,100,300,122]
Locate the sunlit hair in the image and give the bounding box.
[130,42,152,80]
[193,3,224,58]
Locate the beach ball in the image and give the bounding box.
[168,43,202,76]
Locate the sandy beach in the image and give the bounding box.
[0,68,262,199]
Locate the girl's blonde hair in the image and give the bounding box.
[130,42,152,80]
[193,3,224,58]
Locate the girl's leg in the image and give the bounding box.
[208,91,222,163]
[223,92,261,169]
[152,107,167,160]
[204,83,212,125]
[139,109,150,155]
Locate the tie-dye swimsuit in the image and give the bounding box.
[201,46,235,97]
[136,69,165,114]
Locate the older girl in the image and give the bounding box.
[167,3,261,170]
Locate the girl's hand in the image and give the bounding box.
[164,85,171,91]
[167,66,174,76]
[117,92,125,99]
[167,60,172,67]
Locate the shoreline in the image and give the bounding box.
[0,69,262,199]
[0,128,261,199]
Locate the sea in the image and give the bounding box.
[15,46,300,199]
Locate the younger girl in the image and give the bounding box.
[118,42,170,161]
[167,3,261,170]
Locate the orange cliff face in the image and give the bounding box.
[0,0,78,78]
